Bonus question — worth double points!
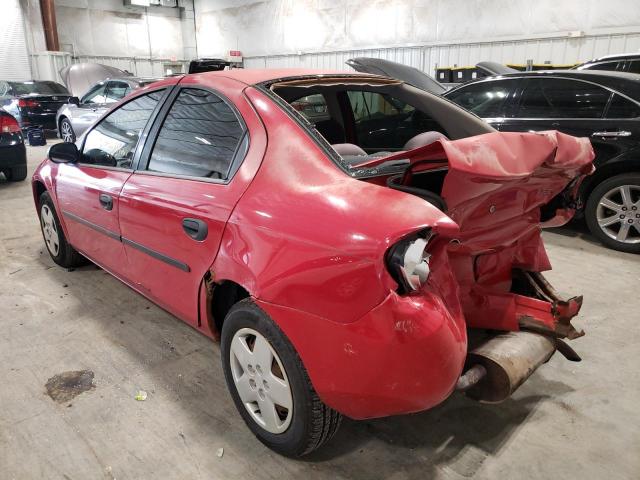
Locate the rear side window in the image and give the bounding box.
[445,79,518,117]
[517,78,610,118]
[605,94,640,118]
[146,88,244,180]
[81,90,164,168]
[628,61,640,74]
[582,61,621,72]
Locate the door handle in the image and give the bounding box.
[99,193,113,211]
[182,218,208,241]
[591,130,632,137]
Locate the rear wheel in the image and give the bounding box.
[585,173,640,253]
[4,165,27,182]
[221,299,341,456]
[39,191,86,268]
[59,118,76,143]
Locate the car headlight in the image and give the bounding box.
[386,231,432,293]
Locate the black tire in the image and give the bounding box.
[38,191,87,268]
[221,299,342,456]
[585,173,640,254]
[59,117,76,143]
[5,165,27,182]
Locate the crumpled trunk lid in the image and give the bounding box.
[356,130,594,250]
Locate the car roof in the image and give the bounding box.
[451,69,640,101]
[184,68,373,86]
[582,52,640,63]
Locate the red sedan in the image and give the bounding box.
[32,69,593,456]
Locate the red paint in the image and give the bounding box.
[32,70,594,420]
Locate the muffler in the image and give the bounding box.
[458,331,556,403]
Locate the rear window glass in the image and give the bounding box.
[8,81,69,95]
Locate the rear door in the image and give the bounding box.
[118,76,266,326]
[55,89,167,275]
[500,77,623,166]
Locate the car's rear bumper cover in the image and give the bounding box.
[256,286,467,420]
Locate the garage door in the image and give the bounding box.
[0,0,32,81]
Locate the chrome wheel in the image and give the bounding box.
[229,327,293,434]
[60,120,74,143]
[40,204,60,256]
[596,185,640,244]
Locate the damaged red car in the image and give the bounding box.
[32,69,594,456]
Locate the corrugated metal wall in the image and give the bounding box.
[1,0,32,80]
[244,32,640,75]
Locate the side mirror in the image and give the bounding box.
[49,142,79,164]
[69,96,80,106]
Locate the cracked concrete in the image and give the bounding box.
[1,142,638,479]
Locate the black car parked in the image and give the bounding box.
[0,110,27,182]
[444,70,640,253]
[576,53,640,74]
[0,80,73,132]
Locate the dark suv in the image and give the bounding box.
[444,70,640,253]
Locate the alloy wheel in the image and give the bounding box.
[40,204,60,256]
[61,121,74,143]
[596,184,640,244]
[229,327,294,434]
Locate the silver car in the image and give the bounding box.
[56,77,161,143]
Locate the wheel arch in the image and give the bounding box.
[199,271,251,340]
[581,157,640,205]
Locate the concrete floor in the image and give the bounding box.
[1,142,639,480]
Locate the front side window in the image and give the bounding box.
[146,88,244,180]
[82,84,108,105]
[605,94,640,118]
[517,78,610,118]
[445,79,518,118]
[105,81,130,103]
[82,90,164,168]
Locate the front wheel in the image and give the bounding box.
[585,173,640,253]
[221,299,341,456]
[59,118,76,143]
[39,191,87,268]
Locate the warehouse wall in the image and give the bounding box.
[22,0,198,78]
[194,0,640,73]
[1,0,33,80]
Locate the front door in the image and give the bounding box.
[118,77,266,326]
[55,89,167,274]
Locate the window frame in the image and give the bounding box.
[135,85,249,185]
[78,86,171,172]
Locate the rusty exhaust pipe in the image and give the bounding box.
[459,331,556,403]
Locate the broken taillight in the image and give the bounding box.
[386,230,433,293]
[0,115,21,134]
